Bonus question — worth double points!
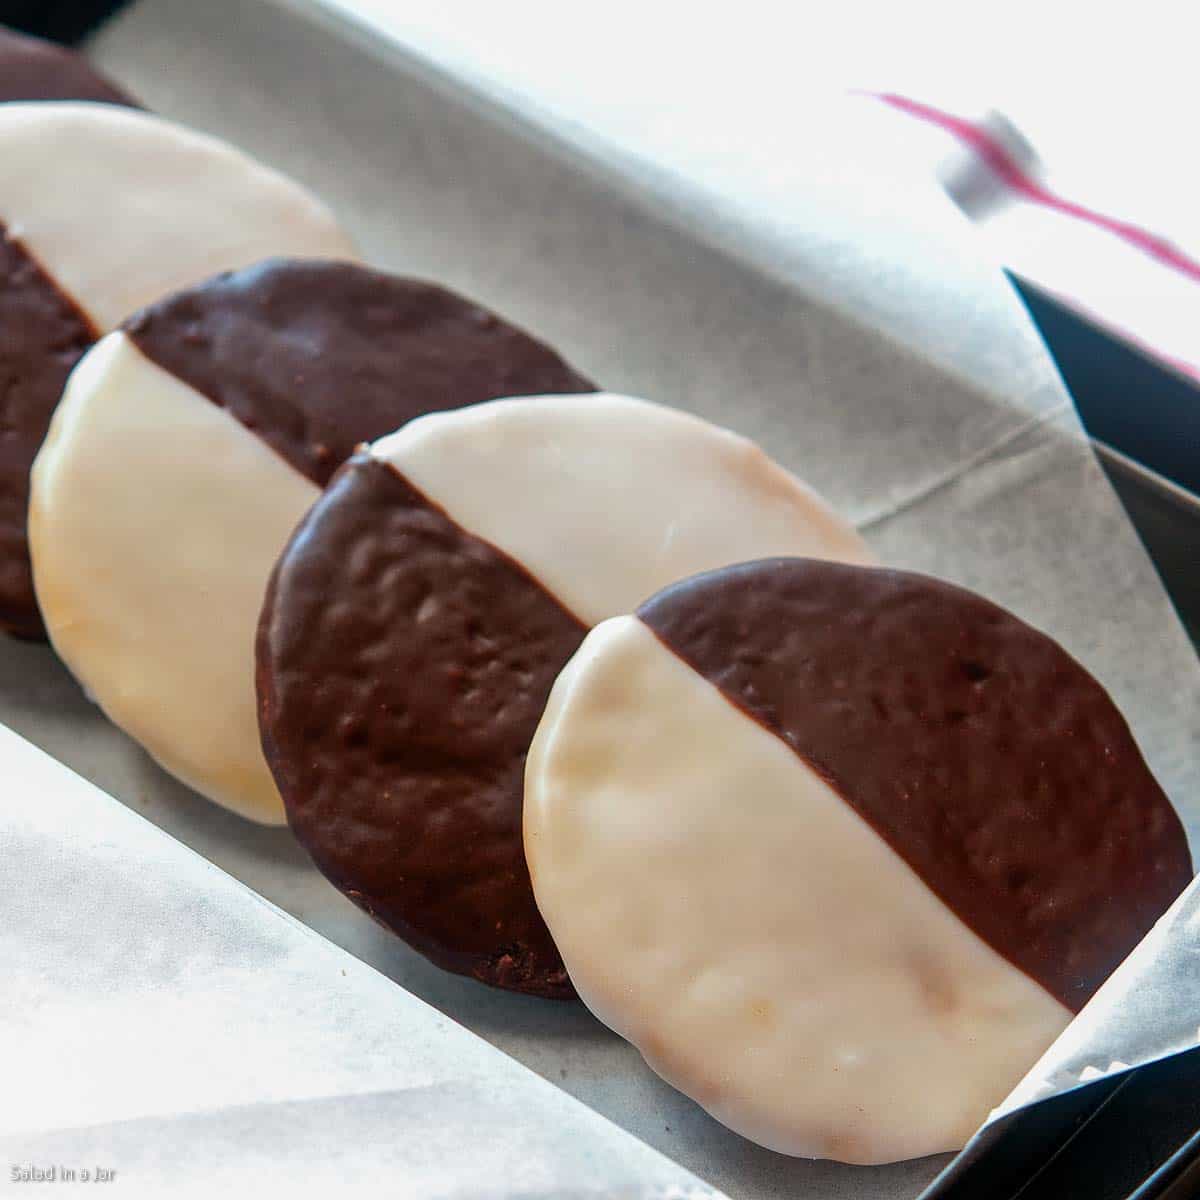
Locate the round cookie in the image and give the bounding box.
[257,394,873,996]
[30,259,593,824]
[0,102,353,638]
[0,27,138,105]
[524,558,1192,1161]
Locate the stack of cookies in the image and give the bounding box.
[5,28,1191,1166]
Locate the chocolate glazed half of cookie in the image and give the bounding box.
[0,26,139,105]
[641,558,1193,1011]
[0,30,139,634]
[123,259,595,488]
[258,455,585,998]
[0,229,97,637]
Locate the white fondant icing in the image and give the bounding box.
[29,333,320,823]
[524,615,1071,1164]
[0,102,354,330]
[370,393,872,625]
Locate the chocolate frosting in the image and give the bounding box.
[125,259,594,488]
[258,453,587,997]
[0,224,97,638]
[639,558,1192,1012]
[0,27,139,105]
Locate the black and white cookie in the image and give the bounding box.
[524,558,1192,1161]
[1,102,353,638]
[29,259,594,824]
[0,26,138,106]
[256,395,872,995]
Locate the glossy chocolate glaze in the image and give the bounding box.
[125,259,594,488]
[0,27,138,105]
[0,224,97,638]
[257,453,587,997]
[639,557,1192,1011]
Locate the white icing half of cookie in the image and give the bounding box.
[0,102,354,330]
[370,394,872,624]
[524,615,1071,1164]
[29,333,319,823]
